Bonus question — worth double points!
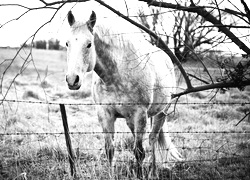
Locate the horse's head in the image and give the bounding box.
[66,10,96,90]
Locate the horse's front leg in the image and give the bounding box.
[97,107,116,166]
[131,108,147,179]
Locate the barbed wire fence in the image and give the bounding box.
[0,98,250,179]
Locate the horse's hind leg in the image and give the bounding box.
[149,112,166,148]
[149,112,182,178]
[148,113,165,178]
[97,107,116,166]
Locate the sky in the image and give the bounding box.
[0,0,249,55]
[0,0,145,47]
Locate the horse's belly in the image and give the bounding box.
[147,77,174,117]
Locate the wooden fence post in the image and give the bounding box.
[59,104,76,177]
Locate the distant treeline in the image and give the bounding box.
[24,39,65,50]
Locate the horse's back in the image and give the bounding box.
[149,47,176,95]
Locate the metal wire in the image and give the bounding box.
[1,99,249,106]
[0,130,249,136]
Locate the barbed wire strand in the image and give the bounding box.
[1,99,249,106]
[1,130,250,136]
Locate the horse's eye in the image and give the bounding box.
[66,42,68,47]
[86,43,92,48]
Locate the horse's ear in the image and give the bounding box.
[87,11,96,32]
[68,11,75,26]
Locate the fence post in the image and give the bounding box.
[59,104,76,177]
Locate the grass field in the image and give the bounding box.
[0,47,250,179]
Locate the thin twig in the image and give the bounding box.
[235,111,250,126]
[123,0,129,17]
[0,2,66,101]
[198,25,250,28]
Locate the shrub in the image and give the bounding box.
[22,90,40,100]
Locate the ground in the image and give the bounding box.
[0,47,250,179]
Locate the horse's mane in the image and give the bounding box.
[94,24,146,52]
[70,11,167,68]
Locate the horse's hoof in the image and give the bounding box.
[148,170,159,180]
[148,174,159,180]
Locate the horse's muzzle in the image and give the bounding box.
[66,74,81,90]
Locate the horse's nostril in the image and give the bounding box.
[66,75,69,83]
[74,75,80,85]
[66,75,80,87]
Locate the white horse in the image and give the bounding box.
[65,10,182,179]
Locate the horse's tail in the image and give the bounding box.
[155,123,182,167]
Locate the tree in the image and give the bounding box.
[48,38,60,50]
[138,2,230,63]
[34,40,47,49]
[137,0,250,95]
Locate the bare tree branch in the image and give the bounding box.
[172,79,250,98]
[240,0,250,23]
[199,25,250,28]
[39,0,48,5]
[138,0,250,54]
[214,0,221,22]
[0,3,58,10]
[0,9,30,28]
[235,110,250,126]
[123,0,129,16]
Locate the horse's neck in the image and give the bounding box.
[93,33,119,85]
